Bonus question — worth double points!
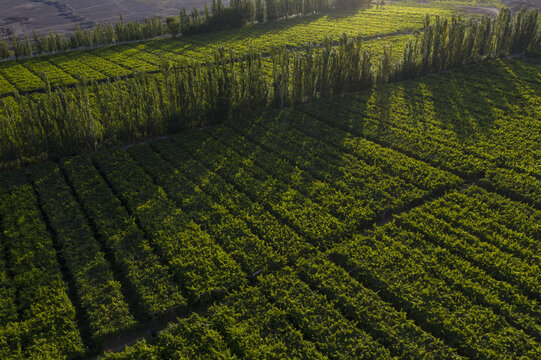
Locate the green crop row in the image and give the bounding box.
[0,169,83,359]
[167,111,457,248]
[220,121,425,230]
[184,4,453,54]
[29,162,136,340]
[257,270,392,358]
[101,313,238,359]
[127,143,288,275]
[327,187,541,358]
[48,53,109,82]
[0,63,43,93]
[22,58,78,87]
[0,75,16,96]
[104,210,540,358]
[295,256,462,359]
[93,150,245,304]
[428,190,540,262]
[149,138,316,265]
[0,32,412,98]
[91,46,159,73]
[128,144,416,360]
[61,156,186,315]
[228,109,459,204]
[101,264,466,359]
[174,128,347,245]
[101,272,379,359]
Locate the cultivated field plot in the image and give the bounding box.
[300,58,541,206]
[0,4,454,96]
[0,58,539,359]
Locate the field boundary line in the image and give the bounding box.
[216,112,469,240]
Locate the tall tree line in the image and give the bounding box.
[0,9,539,166]
[165,0,368,36]
[395,8,540,80]
[0,16,163,60]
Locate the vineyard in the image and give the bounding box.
[0,0,540,358]
[0,52,539,358]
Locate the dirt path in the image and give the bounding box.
[500,0,541,11]
[455,5,500,17]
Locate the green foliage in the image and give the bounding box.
[29,162,137,340]
[93,149,246,304]
[296,256,462,358]
[0,170,84,359]
[0,7,540,359]
[61,156,186,314]
[394,9,540,78]
[150,137,316,265]
[165,17,181,38]
[5,7,537,167]
[0,4,447,98]
[0,38,11,59]
[300,58,541,205]
[2,15,161,60]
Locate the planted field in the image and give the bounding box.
[180,4,453,57]
[0,55,539,358]
[0,3,454,96]
[300,58,541,206]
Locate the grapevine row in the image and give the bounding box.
[0,169,83,359]
[29,162,136,341]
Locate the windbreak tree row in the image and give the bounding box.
[2,16,164,60]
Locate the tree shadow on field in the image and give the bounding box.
[324,4,375,20]
[331,84,391,139]
[401,59,541,173]
[414,69,496,143]
[184,11,339,51]
[181,5,379,57]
